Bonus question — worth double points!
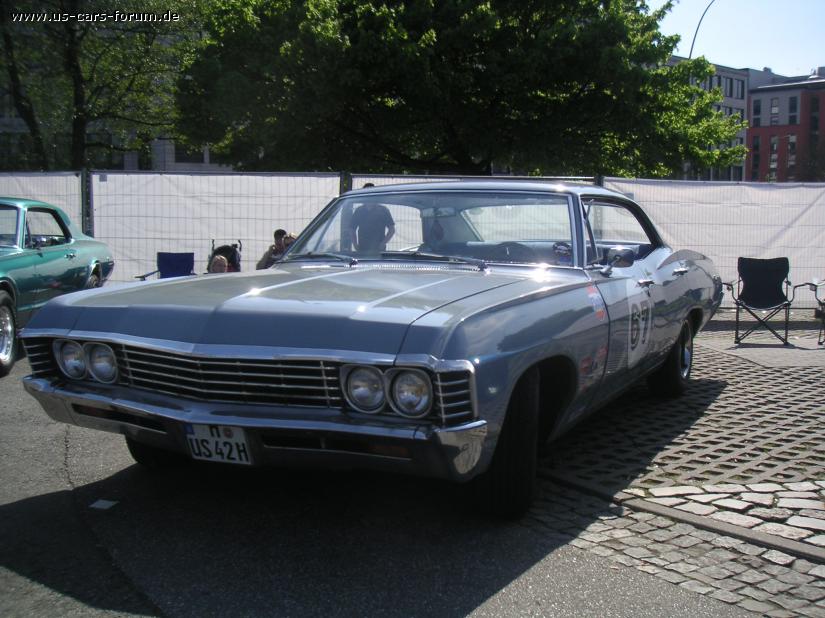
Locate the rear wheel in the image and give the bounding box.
[0,292,17,377]
[647,319,693,397]
[126,437,188,470]
[471,366,539,519]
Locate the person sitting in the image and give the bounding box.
[208,254,229,273]
[350,203,395,253]
[256,229,290,269]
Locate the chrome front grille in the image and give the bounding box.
[25,337,477,425]
[434,371,475,426]
[23,338,55,377]
[116,345,343,408]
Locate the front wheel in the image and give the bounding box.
[647,319,694,397]
[0,292,18,377]
[471,366,539,519]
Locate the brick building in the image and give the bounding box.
[747,67,825,182]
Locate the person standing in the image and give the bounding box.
[256,229,290,269]
[350,204,395,253]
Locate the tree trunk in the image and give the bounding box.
[63,7,87,169]
[0,14,49,170]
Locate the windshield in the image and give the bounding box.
[0,206,19,247]
[287,191,575,266]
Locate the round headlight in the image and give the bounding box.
[391,371,432,418]
[346,366,385,412]
[87,343,118,383]
[56,340,86,379]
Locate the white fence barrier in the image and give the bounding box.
[0,172,83,225]
[91,172,341,282]
[604,178,825,308]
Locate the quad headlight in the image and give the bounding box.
[86,343,118,383]
[54,340,86,379]
[343,365,433,418]
[345,366,386,412]
[390,370,432,418]
[53,340,118,383]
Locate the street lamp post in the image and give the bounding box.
[688,0,718,59]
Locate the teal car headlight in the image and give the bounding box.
[390,370,432,418]
[86,343,118,383]
[54,340,86,379]
[345,366,386,413]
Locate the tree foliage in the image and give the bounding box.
[0,0,199,170]
[177,0,746,176]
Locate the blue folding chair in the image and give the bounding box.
[135,252,196,281]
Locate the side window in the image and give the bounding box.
[586,202,655,264]
[25,209,70,248]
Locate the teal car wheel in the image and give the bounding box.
[0,292,17,376]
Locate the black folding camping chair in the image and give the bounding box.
[135,252,196,281]
[724,257,800,345]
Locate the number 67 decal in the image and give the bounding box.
[628,299,652,366]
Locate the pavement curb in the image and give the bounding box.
[539,470,825,564]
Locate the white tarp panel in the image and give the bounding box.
[604,178,825,308]
[92,172,341,282]
[0,172,83,225]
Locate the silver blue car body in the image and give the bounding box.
[20,182,722,513]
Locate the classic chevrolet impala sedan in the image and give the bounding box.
[21,182,722,517]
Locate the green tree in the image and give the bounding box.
[177,0,745,176]
[0,0,198,170]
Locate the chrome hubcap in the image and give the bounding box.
[0,306,14,364]
[679,325,693,379]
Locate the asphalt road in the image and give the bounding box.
[0,359,750,617]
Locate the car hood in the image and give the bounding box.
[26,263,579,356]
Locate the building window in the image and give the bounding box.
[735,79,745,99]
[812,96,820,113]
[789,97,798,113]
[752,136,760,151]
[752,117,761,127]
[770,98,779,114]
[723,77,734,98]
[770,116,779,125]
[770,136,778,152]
[753,99,761,115]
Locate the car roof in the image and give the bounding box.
[343,180,633,201]
[0,197,57,209]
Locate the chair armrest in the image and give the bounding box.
[722,280,740,301]
[135,270,159,281]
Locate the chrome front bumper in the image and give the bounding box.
[23,377,489,482]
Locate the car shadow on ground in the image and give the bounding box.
[1,458,630,617]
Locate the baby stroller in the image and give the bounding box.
[207,239,242,273]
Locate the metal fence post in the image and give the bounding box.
[339,172,352,195]
[81,169,95,236]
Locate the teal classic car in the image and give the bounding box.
[0,198,114,376]
[20,182,721,517]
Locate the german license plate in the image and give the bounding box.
[184,424,252,465]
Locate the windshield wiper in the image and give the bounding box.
[380,251,487,271]
[286,252,358,266]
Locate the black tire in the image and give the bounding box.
[471,366,540,519]
[647,319,694,398]
[0,291,17,377]
[85,270,101,289]
[125,436,188,470]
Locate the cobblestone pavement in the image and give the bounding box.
[528,479,825,617]
[536,316,824,615]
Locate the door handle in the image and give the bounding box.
[673,267,689,276]
[638,278,655,288]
